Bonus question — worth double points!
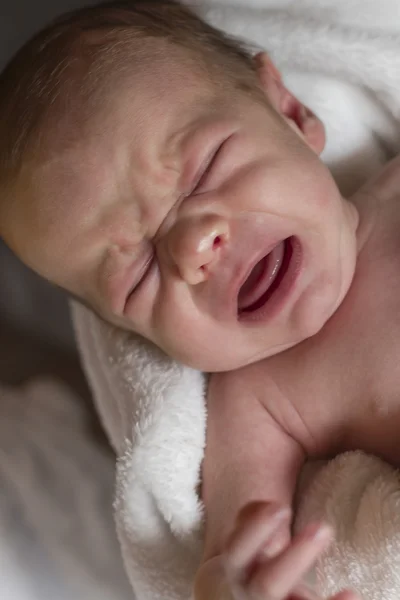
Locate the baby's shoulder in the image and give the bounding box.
[208,360,292,429]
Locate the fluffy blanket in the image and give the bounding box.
[72,1,400,598]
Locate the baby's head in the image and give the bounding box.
[0,0,358,371]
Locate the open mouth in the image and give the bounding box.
[238,237,294,315]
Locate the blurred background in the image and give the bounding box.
[0,2,133,598]
[0,0,98,392]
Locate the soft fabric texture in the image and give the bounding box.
[296,453,400,600]
[72,1,400,598]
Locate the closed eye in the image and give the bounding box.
[192,140,226,195]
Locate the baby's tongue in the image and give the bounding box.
[238,241,285,311]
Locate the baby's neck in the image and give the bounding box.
[261,171,400,461]
[350,184,380,258]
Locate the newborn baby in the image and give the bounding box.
[0,1,397,598]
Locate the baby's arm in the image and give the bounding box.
[195,367,306,597]
[201,367,305,558]
[195,368,360,600]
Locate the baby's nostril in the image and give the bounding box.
[197,235,224,277]
[213,235,222,249]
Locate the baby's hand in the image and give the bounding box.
[195,502,361,600]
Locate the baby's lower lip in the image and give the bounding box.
[238,237,298,321]
[238,241,285,312]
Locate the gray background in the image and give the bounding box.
[0,0,98,392]
[0,5,136,600]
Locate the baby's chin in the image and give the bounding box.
[172,343,291,373]
[164,344,249,373]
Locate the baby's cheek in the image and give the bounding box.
[308,163,341,212]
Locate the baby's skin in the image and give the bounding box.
[195,503,356,600]
[200,158,400,598]
[2,39,396,598]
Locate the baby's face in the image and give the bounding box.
[7,56,358,371]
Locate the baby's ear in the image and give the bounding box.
[254,52,325,155]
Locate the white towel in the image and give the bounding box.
[72,1,400,598]
[296,453,400,600]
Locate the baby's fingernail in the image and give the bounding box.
[272,506,291,523]
[305,522,332,541]
[261,528,288,558]
[238,503,290,525]
[260,508,291,558]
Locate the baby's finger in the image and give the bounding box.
[290,582,322,600]
[224,503,290,577]
[331,590,361,600]
[247,522,332,599]
[292,582,361,600]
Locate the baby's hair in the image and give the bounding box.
[0,0,259,188]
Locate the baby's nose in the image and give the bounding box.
[165,214,229,285]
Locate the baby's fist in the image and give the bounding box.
[195,502,360,600]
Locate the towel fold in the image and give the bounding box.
[296,453,400,600]
[72,1,400,598]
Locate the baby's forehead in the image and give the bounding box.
[16,148,111,244]
[9,148,136,291]
[12,54,258,252]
